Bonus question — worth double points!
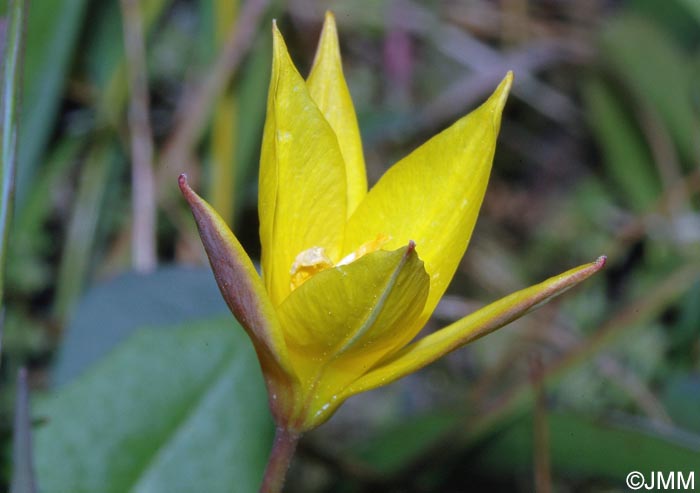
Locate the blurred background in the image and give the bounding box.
[2,0,699,491]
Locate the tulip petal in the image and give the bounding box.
[179,175,293,378]
[344,73,513,338]
[278,243,429,411]
[342,256,607,398]
[307,11,367,216]
[259,23,348,306]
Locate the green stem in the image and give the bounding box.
[259,427,300,493]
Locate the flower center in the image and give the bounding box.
[289,234,391,290]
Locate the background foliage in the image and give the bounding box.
[2,0,699,491]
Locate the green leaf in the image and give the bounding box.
[0,0,28,309]
[473,412,700,477]
[51,139,117,323]
[200,2,278,223]
[662,374,700,434]
[670,282,700,349]
[678,0,700,24]
[346,409,700,481]
[14,0,87,210]
[347,411,459,474]
[583,76,659,211]
[231,29,273,214]
[34,317,273,493]
[52,266,229,387]
[599,14,698,166]
[84,0,169,125]
[7,137,81,295]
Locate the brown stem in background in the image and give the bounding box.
[260,427,301,493]
[120,0,157,272]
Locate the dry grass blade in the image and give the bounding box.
[120,0,157,272]
[397,0,584,130]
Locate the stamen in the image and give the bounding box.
[290,246,334,290]
[289,234,392,290]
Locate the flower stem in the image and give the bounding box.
[260,427,301,493]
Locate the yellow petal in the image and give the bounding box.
[259,23,348,306]
[341,256,607,398]
[344,72,513,342]
[178,175,294,379]
[307,11,367,217]
[278,243,429,427]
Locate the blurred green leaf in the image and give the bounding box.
[85,0,169,125]
[203,0,238,225]
[7,138,81,294]
[671,281,700,346]
[14,0,86,210]
[583,76,659,211]
[599,14,698,166]
[631,0,700,47]
[201,0,276,222]
[345,406,700,482]
[662,374,700,434]
[474,412,700,477]
[230,29,272,214]
[0,0,27,308]
[52,139,117,323]
[676,0,700,26]
[52,266,229,387]
[34,317,273,493]
[348,411,459,475]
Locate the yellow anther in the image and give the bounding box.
[290,246,334,290]
[289,235,391,291]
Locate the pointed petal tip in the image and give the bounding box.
[271,19,284,48]
[582,255,607,274]
[313,8,340,67]
[178,173,193,200]
[407,239,416,252]
[502,71,514,89]
[558,255,607,287]
[490,71,514,111]
[320,11,339,43]
[321,11,338,36]
[271,19,292,69]
[178,173,203,210]
[403,240,423,266]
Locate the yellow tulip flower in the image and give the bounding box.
[179,12,605,437]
